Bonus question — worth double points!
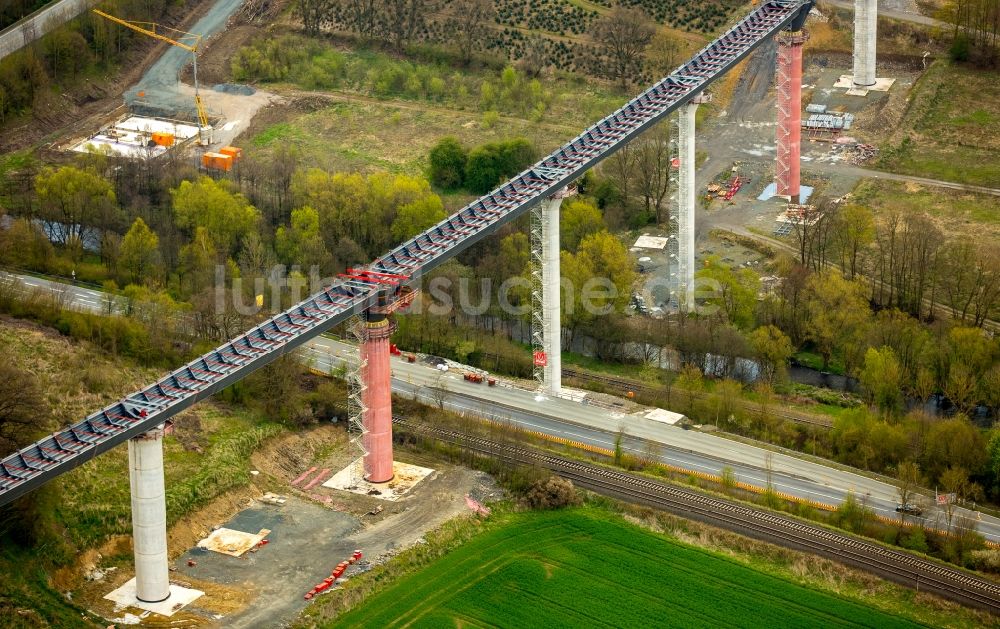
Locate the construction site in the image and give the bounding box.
[49,2,274,173]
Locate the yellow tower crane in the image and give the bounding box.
[92,9,213,145]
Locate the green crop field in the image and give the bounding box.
[333,508,922,628]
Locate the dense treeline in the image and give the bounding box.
[0,0,53,30]
[940,0,1000,65]
[785,197,1000,328]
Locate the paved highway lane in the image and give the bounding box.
[305,338,1000,542]
[4,270,998,542]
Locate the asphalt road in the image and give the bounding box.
[5,269,999,542]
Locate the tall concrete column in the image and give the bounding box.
[853,0,877,87]
[128,426,170,603]
[361,312,393,482]
[677,93,710,312]
[678,98,700,312]
[541,195,563,396]
[776,30,808,204]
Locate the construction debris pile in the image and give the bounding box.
[847,143,879,164]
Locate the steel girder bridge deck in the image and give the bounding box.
[0,0,813,507]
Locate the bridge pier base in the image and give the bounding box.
[128,426,170,603]
[361,312,394,483]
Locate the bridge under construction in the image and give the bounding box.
[1,0,815,608]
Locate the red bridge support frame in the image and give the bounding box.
[361,312,394,483]
[775,30,808,204]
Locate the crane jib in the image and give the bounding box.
[0,0,813,507]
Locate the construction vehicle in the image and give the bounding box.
[92,9,213,146]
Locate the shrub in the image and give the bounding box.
[428,137,468,190]
[524,475,580,509]
[464,138,536,194]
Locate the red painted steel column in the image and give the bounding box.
[775,30,808,204]
[361,313,394,482]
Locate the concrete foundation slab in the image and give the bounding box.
[197,527,271,557]
[633,235,669,249]
[835,75,896,94]
[757,182,814,203]
[104,578,203,617]
[323,459,434,501]
[645,408,685,425]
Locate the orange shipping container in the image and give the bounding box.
[151,132,175,147]
[218,145,242,160]
[201,152,233,172]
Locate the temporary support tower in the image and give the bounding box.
[345,315,368,487]
[128,426,169,603]
[775,29,808,204]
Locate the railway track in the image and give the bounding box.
[562,368,832,428]
[395,418,1000,614]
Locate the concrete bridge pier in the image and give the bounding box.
[540,193,564,397]
[853,0,877,87]
[128,426,170,603]
[678,93,710,312]
[361,311,394,483]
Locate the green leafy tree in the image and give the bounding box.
[276,206,334,272]
[803,271,870,371]
[0,218,54,270]
[428,137,467,190]
[119,217,161,286]
[391,195,446,242]
[464,138,536,194]
[749,325,793,385]
[859,346,904,416]
[172,177,260,256]
[34,165,118,246]
[576,230,636,313]
[178,227,218,296]
[922,415,988,482]
[560,198,604,252]
[292,169,441,257]
[696,256,760,330]
[944,363,978,415]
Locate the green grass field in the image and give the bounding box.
[333,508,922,628]
[878,60,1000,188]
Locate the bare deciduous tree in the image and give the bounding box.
[340,0,380,37]
[297,0,336,36]
[449,0,495,64]
[380,0,427,50]
[0,364,47,456]
[590,7,655,91]
[895,460,924,525]
[633,122,671,223]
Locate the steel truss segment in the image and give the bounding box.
[0,0,811,508]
